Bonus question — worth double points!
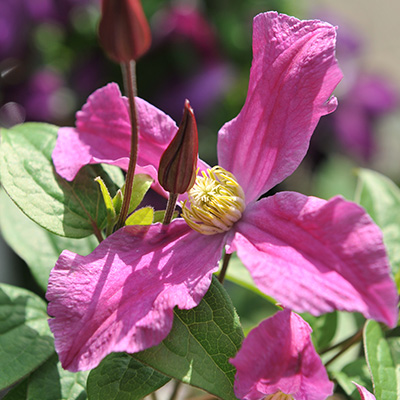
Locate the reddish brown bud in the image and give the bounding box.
[98,0,151,63]
[158,100,199,194]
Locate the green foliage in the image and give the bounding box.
[95,176,117,234]
[301,312,338,352]
[0,123,123,238]
[364,320,400,399]
[123,174,154,216]
[134,277,244,400]
[331,358,373,399]
[125,207,154,226]
[0,284,54,391]
[0,190,97,291]
[4,354,88,400]
[87,353,170,400]
[356,169,400,285]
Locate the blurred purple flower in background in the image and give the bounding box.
[150,4,235,121]
[0,0,31,59]
[0,0,101,127]
[313,11,398,162]
[13,69,65,121]
[333,73,397,160]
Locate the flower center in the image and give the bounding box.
[264,392,294,400]
[182,166,245,235]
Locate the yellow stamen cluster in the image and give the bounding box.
[182,166,245,235]
[264,392,294,400]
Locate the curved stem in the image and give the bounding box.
[218,252,232,283]
[320,327,363,355]
[92,223,104,243]
[116,60,138,230]
[324,327,363,367]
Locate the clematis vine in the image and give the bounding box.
[230,309,333,400]
[47,12,398,372]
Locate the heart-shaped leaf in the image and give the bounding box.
[0,123,124,238]
[0,284,54,390]
[133,277,243,400]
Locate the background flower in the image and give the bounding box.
[230,309,333,400]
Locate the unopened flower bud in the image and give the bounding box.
[98,0,151,63]
[158,100,199,194]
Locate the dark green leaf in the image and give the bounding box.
[0,123,124,238]
[87,353,170,400]
[3,354,88,400]
[134,277,243,400]
[0,284,54,390]
[2,379,28,400]
[363,320,400,400]
[301,312,337,351]
[0,190,98,291]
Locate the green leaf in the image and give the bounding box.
[125,207,154,226]
[388,337,400,365]
[87,353,170,400]
[0,123,124,238]
[356,169,400,282]
[95,177,116,220]
[363,320,400,399]
[2,379,28,400]
[123,174,154,215]
[0,284,54,391]
[331,358,373,400]
[0,189,98,291]
[133,277,244,400]
[112,190,123,216]
[3,354,88,400]
[301,312,337,351]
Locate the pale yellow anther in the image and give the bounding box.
[182,166,245,235]
[264,392,294,400]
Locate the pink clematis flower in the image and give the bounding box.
[47,12,398,372]
[230,309,333,400]
[353,382,376,400]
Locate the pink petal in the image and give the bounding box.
[230,309,333,400]
[46,220,225,371]
[218,12,342,203]
[52,83,209,196]
[229,192,398,327]
[353,382,376,400]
